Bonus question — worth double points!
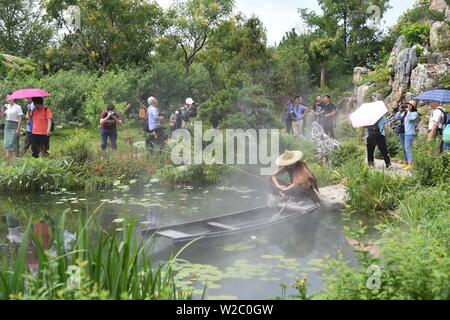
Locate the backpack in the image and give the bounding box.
[180,108,190,121]
[367,120,381,138]
[443,123,450,143]
[188,105,197,118]
[437,107,448,126]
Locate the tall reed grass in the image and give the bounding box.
[0,208,190,300]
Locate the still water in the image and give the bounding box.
[0,177,353,299]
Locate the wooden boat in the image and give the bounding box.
[141,201,320,246]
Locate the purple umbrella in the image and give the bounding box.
[8,89,52,100]
[415,90,450,104]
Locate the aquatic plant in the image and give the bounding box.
[0,157,82,192]
[0,211,190,300]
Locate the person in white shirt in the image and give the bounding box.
[428,101,446,153]
[2,94,23,159]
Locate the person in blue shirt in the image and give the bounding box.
[289,96,308,136]
[146,96,164,150]
[284,97,294,134]
[22,99,34,155]
[366,115,392,170]
[395,100,419,170]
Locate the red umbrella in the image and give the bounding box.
[8,88,52,100]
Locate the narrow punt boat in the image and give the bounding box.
[141,201,320,245]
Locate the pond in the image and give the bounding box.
[0,176,354,300]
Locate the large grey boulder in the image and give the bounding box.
[430,21,450,51]
[388,46,417,108]
[410,61,449,94]
[387,36,405,68]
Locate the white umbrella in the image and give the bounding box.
[349,101,388,128]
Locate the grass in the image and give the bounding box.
[0,207,192,300]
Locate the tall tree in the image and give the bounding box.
[45,0,165,71]
[309,36,337,88]
[0,0,53,57]
[300,0,391,67]
[167,0,234,73]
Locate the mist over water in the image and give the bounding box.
[0,169,353,299]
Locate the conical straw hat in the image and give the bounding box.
[276,150,304,167]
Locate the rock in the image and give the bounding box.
[429,0,450,21]
[318,184,347,210]
[430,21,450,51]
[336,97,354,114]
[404,92,414,102]
[353,67,369,85]
[388,46,417,109]
[387,36,405,68]
[410,61,449,94]
[310,122,340,160]
[133,141,146,149]
[354,84,371,107]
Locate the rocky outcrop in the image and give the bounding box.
[386,45,417,108]
[430,0,450,20]
[387,36,405,68]
[354,84,370,107]
[430,21,450,51]
[353,67,369,85]
[410,60,450,93]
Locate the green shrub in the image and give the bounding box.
[329,139,364,168]
[85,70,134,125]
[336,161,411,214]
[319,185,450,300]
[308,163,339,187]
[279,134,316,162]
[54,132,95,164]
[375,133,402,160]
[401,23,431,46]
[438,73,450,90]
[319,230,450,300]
[157,164,226,186]
[413,139,450,186]
[0,158,82,192]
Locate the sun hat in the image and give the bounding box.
[275,150,304,167]
[185,98,194,105]
[407,100,417,108]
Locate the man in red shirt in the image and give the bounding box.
[30,97,52,158]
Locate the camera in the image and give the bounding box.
[289,111,297,121]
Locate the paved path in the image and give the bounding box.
[373,159,411,177]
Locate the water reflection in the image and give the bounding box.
[0,181,352,299]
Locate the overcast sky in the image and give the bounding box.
[157,0,416,45]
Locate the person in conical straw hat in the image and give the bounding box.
[271,150,320,203]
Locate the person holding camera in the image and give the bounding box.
[100,105,121,151]
[169,109,182,132]
[394,103,408,166]
[396,100,419,170]
[289,96,308,136]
